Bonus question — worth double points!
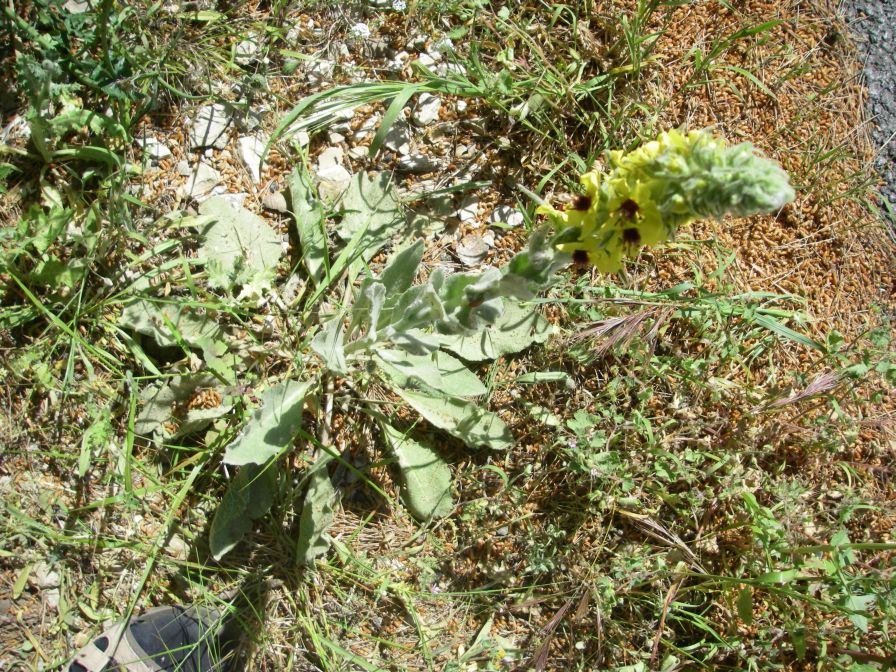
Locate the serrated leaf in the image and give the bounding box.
[381,422,453,520]
[223,379,313,466]
[336,172,405,273]
[394,388,512,450]
[209,461,278,560]
[440,302,553,362]
[198,196,283,298]
[296,453,338,565]
[311,317,347,374]
[119,300,222,350]
[375,350,486,397]
[288,166,327,285]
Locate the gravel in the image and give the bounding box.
[845,1,896,209]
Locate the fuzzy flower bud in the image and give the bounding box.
[537,129,796,273]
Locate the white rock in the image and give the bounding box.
[347,146,369,160]
[316,163,352,201]
[189,103,231,150]
[436,62,466,78]
[237,133,268,184]
[412,92,442,126]
[386,51,410,72]
[489,205,525,228]
[63,0,91,13]
[417,53,438,69]
[262,191,289,212]
[306,59,335,86]
[429,37,455,57]
[176,160,191,176]
[317,146,344,170]
[456,196,480,225]
[328,131,346,144]
[398,153,439,174]
[235,36,260,66]
[218,192,248,208]
[407,34,428,51]
[178,162,222,200]
[33,561,60,589]
[136,136,171,161]
[482,230,496,246]
[456,233,489,266]
[293,130,311,148]
[456,100,468,113]
[384,118,412,155]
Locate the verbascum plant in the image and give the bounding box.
[538,129,796,272]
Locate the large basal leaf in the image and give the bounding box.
[394,388,512,450]
[198,196,283,298]
[440,301,553,362]
[375,349,486,397]
[135,374,233,446]
[288,166,327,285]
[336,172,405,273]
[119,299,222,350]
[381,422,453,520]
[296,453,338,565]
[209,461,278,560]
[223,379,313,466]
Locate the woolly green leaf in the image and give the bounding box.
[336,172,405,273]
[296,453,338,565]
[198,196,283,299]
[440,301,553,362]
[209,461,278,560]
[375,350,486,397]
[288,166,327,285]
[135,374,233,446]
[223,379,313,466]
[394,388,512,450]
[119,300,222,350]
[381,422,453,520]
[311,317,347,374]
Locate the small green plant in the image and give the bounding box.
[207,128,796,562]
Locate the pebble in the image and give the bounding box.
[456,233,489,266]
[237,133,268,184]
[306,58,336,86]
[383,118,412,155]
[412,92,442,126]
[218,192,248,208]
[234,35,260,66]
[328,131,346,144]
[262,191,289,212]
[456,196,480,225]
[136,136,171,161]
[316,163,352,201]
[178,162,223,200]
[189,103,231,150]
[317,146,344,170]
[398,153,439,174]
[489,205,525,228]
[32,561,60,589]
